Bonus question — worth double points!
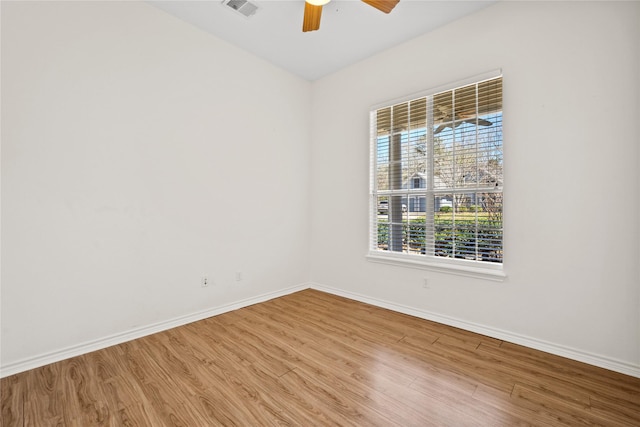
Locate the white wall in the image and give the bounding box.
[309,1,640,372]
[2,0,639,378]
[1,1,311,370]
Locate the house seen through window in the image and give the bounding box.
[370,75,503,267]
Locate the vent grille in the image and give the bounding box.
[222,0,258,18]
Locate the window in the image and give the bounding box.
[369,74,503,277]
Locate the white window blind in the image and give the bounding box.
[369,76,503,267]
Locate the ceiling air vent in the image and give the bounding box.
[222,0,258,18]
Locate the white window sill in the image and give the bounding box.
[366,252,506,282]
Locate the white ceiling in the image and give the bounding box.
[150,0,496,81]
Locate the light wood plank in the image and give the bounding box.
[0,374,24,427]
[2,289,639,426]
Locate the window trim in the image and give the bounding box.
[366,252,506,282]
[367,70,505,280]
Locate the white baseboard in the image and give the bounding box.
[309,283,640,379]
[0,284,308,378]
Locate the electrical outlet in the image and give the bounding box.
[235,272,242,281]
[202,276,210,287]
[422,278,430,289]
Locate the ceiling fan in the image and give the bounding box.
[434,105,493,134]
[303,0,400,32]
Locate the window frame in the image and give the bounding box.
[367,70,505,281]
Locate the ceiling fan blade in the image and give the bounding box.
[361,0,400,14]
[303,2,323,32]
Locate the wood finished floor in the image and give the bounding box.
[2,289,639,426]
